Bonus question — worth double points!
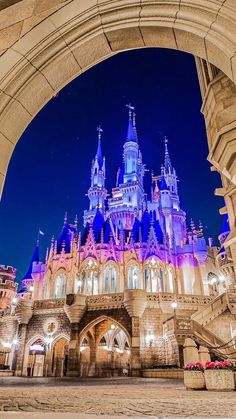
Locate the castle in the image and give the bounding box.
[0,106,235,377]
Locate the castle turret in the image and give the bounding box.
[0,265,17,310]
[84,126,107,225]
[19,233,45,300]
[108,105,145,230]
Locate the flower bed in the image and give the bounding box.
[205,361,234,391]
[183,362,205,390]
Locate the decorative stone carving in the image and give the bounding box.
[15,299,34,324]
[205,369,235,391]
[87,293,124,310]
[64,294,86,323]
[123,289,147,318]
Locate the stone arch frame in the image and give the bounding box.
[51,333,70,346]
[22,333,46,376]
[79,315,131,348]
[0,1,235,195]
[103,260,118,294]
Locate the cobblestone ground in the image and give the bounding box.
[0,377,236,417]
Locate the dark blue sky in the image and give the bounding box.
[0,48,223,282]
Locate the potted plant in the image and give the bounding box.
[183,362,205,390]
[205,360,235,391]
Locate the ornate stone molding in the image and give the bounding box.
[15,299,34,324]
[123,289,147,317]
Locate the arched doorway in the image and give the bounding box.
[51,337,69,377]
[79,317,131,377]
[26,338,46,377]
[0,1,235,196]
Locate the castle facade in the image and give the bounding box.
[0,107,235,377]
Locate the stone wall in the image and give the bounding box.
[26,311,70,344]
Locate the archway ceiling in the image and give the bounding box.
[0,0,235,195]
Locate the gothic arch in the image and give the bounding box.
[22,334,46,376]
[0,1,236,195]
[79,315,131,347]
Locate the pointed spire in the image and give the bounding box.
[190,218,196,232]
[64,211,68,225]
[74,214,78,228]
[164,136,172,171]
[22,233,40,280]
[160,165,168,191]
[126,103,138,143]
[96,125,103,169]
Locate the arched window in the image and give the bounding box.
[79,259,99,295]
[128,265,140,289]
[144,258,164,292]
[43,273,51,299]
[55,272,67,298]
[167,268,173,293]
[104,264,117,293]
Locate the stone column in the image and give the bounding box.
[44,347,53,377]
[123,289,147,376]
[67,323,80,376]
[88,340,97,377]
[14,299,33,376]
[183,338,199,365]
[130,317,142,376]
[64,294,86,376]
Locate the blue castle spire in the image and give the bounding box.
[96,125,103,169]
[126,103,137,143]
[164,136,172,172]
[22,237,40,280]
[84,126,107,225]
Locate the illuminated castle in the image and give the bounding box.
[0,107,235,378]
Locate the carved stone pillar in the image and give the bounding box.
[88,340,97,377]
[123,289,146,376]
[64,294,86,376]
[130,317,142,376]
[14,299,33,376]
[67,323,80,376]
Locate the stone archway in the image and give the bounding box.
[0,0,236,195]
[79,316,131,377]
[51,336,69,377]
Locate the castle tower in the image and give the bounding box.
[19,233,45,300]
[0,265,17,310]
[108,105,145,230]
[84,126,107,225]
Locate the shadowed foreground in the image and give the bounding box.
[0,377,236,417]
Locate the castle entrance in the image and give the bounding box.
[79,318,131,377]
[27,339,45,377]
[52,337,69,377]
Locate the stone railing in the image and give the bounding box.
[147,292,212,310]
[191,293,227,326]
[87,293,124,310]
[34,298,65,310]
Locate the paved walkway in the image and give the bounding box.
[0,377,236,418]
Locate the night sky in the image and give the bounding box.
[0,48,224,282]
